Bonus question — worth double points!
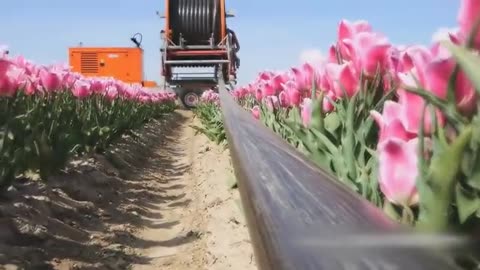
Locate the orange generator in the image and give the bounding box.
[68,34,157,87]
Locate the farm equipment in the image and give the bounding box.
[160,0,240,108]
[67,0,240,108]
[68,33,158,88]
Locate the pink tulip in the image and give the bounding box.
[72,81,92,98]
[377,137,423,206]
[458,0,480,48]
[271,73,288,93]
[265,96,279,112]
[397,45,431,74]
[397,50,476,133]
[338,19,372,41]
[62,73,76,89]
[0,73,16,97]
[262,82,276,97]
[370,101,417,143]
[4,52,131,102]
[317,69,332,92]
[0,58,11,75]
[105,85,118,100]
[2,66,26,96]
[423,57,454,97]
[258,71,274,81]
[0,59,14,95]
[39,69,61,92]
[382,73,395,92]
[291,63,315,91]
[24,77,39,95]
[386,46,400,74]
[344,32,391,77]
[448,31,464,45]
[455,70,477,115]
[397,75,445,135]
[301,98,313,127]
[327,45,338,63]
[255,88,263,101]
[278,91,289,107]
[325,62,359,98]
[432,40,454,57]
[237,87,248,99]
[283,80,302,106]
[90,80,105,93]
[322,91,336,113]
[399,94,445,136]
[251,106,260,119]
[138,95,150,103]
[337,20,372,61]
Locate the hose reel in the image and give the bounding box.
[169,0,222,45]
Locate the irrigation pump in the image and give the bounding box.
[160,0,240,108]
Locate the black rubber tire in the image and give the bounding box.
[179,90,200,109]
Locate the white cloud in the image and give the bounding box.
[299,49,324,65]
[431,27,459,42]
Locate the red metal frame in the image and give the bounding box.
[167,50,228,56]
[160,0,237,85]
[161,44,237,83]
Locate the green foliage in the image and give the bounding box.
[195,43,480,239]
[192,103,226,145]
[412,43,480,234]
[0,91,176,190]
[258,77,389,207]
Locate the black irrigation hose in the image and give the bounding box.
[169,0,221,45]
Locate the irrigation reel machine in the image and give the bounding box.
[160,0,240,108]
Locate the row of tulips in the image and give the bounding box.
[0,47,176,191]
[200,0,480,236]
[193,90,226,145]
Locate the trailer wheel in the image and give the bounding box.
[180,90,200,109]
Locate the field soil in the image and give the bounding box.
[0,110,256,270]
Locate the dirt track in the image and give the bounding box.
[0,110,256,270]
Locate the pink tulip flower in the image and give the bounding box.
[291,63,315,91]
[377,137,424,206]
[251,106,260,119]
[72,81,92,98]
[39,68,61,92]
[301,98,313,127]
[343,32,392,77]
[324,62,359,98]
[337,20,373,61]
[458,0,480,48]
[278,91,290,108]
[283,80,302,106]
[370,101,417,143]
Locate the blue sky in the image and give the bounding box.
[0,0,460,85]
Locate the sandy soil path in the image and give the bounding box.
[0,110,256,270]
[131,110,256,270]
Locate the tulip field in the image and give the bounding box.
[0,45,253,269]
[196,0,480,239]
[0,50,176,192]
[4,0,480,268]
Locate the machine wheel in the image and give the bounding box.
[180,90,200,109]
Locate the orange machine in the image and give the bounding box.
[161,0,239,82]
[160,0,239,107]
[68,34,157,87]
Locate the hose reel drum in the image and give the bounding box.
[169,0,222,46]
